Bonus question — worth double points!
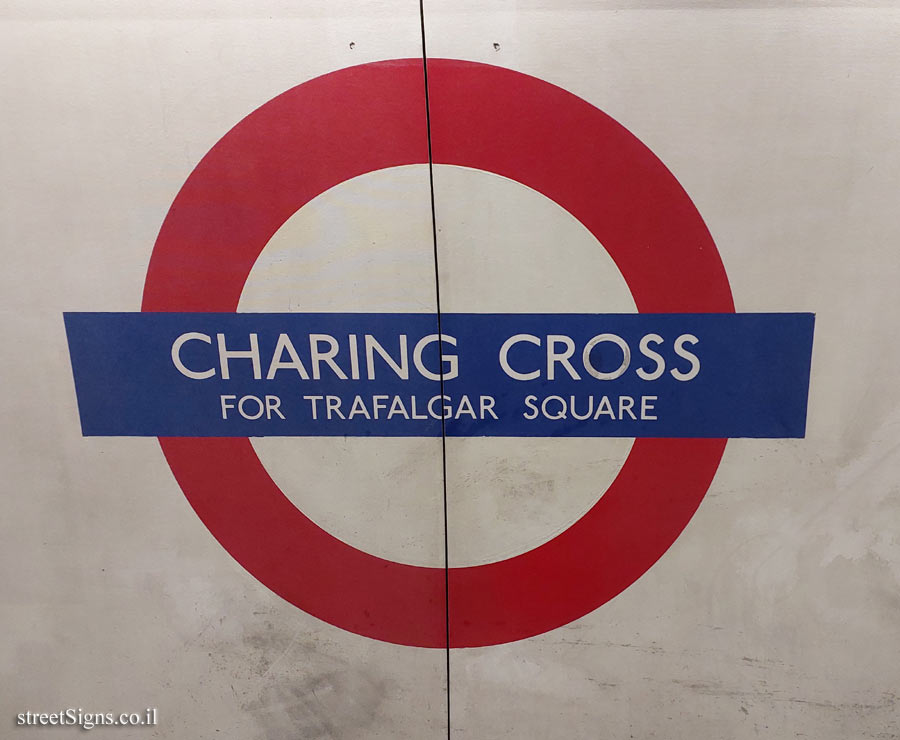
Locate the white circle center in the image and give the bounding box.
[239,164,635,567]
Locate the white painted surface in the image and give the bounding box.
[1,1,899,739]
[243,165,633,568]
[426,3,900,738]
[0,3,447,739]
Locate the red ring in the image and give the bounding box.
[143,59,733,648]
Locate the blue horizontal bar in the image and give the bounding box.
[64,312,814,439]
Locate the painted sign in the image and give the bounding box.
[64,59,814,647]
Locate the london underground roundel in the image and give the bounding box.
[63,59,815,647]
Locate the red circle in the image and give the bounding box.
[143,59,733,648]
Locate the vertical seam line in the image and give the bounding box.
[417,3,452,739]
